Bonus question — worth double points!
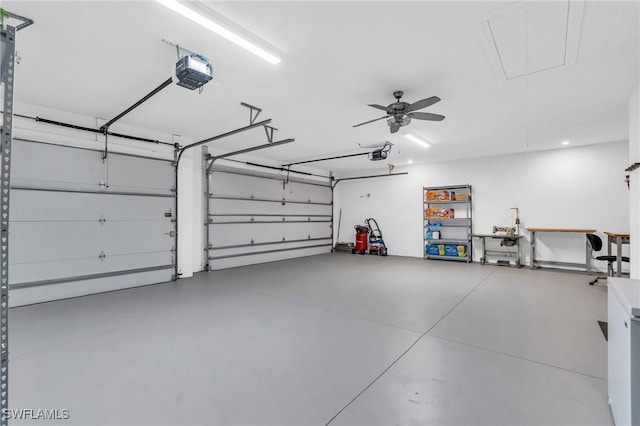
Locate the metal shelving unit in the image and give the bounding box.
[423,184,473,263]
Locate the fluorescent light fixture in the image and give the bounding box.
[405,134,431,148]
[561,140,570,146]
[156,0,282,65]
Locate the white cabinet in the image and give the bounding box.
[607,277,640,426]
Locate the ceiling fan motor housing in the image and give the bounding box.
[387,116,411,127]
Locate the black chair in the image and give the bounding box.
[586,233,629,285]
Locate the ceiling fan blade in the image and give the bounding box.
[408,96,441,112]
[353,115,388,128]
[368,104,391,112]
[409,112,445,121]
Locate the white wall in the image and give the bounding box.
[630,87,639,278]
[335,141,629,271]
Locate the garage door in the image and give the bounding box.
[207,164,333,270]
[9,139,175,306]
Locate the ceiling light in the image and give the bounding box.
[562,140,570,146]
[405,134,431,148]
[156,0,282,65]
[408,159,414,164]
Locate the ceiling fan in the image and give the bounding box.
[353,90,445,133]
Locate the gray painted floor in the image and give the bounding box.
[9,253,612,425]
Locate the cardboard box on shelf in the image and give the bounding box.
[455,193,470,201]
[425,190,454,202]
[425,208,455,218]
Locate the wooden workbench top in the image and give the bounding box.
[604,231,630,238]
[526,228,596,233]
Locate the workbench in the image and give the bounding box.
[471,234,522,267]
[527,228,596,272]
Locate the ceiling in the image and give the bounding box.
[4,1,639,173]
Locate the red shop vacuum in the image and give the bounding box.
[352,218,388,256]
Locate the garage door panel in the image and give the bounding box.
[211,239,331,256]
[285,184,332,203]
[210,222,331,247]
[207,168,332,270]
[209,199,331,216]
[210,245,330,270]
[12,140,105,189]
[11,251,173,285]
[103,222,174,252]
[106,154,174,194]
[11,190,174,221]
[10,269,174,307]
[211,173,331,203]
[211,173,284,199]
[9,139,177,304]
[211,215,331,223]
[10,221,173,263]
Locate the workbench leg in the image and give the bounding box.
[586,238,591,275]
[529,231,536,269]
[616,236,622,277]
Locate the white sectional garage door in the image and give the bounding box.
[207,165,332,270]
[9,139,175,306]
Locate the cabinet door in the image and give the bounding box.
[608,290,632,426]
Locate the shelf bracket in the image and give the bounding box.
[241,102,262,125]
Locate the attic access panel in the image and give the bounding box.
[481,1,584,80]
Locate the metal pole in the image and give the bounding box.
[33,116,174,146]
[330,172,335,250]
[0,25,16,426]
[332,172,409,188]
[283,152,368,167]
[173,146,179,280]
[99,77,173,133]
[181,119,273,166]
[210,138,294,161]
[204,150,211,271]
[243,161,330,179]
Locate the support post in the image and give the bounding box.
[0,25,16,426]
[0,16,32,424]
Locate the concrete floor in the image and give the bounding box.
[9,253,612,425]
